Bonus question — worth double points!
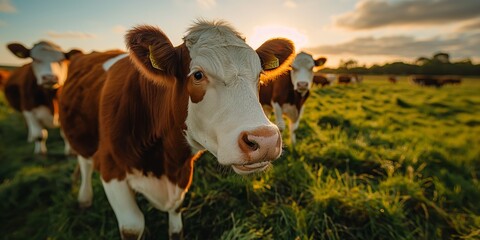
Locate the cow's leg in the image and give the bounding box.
[168,209,183,240]
[102,178,145,240]
[60,129,75,156]
[272,102,285,131]
[22,111,47,154]
[289,106,305,145]
[77,155,93,208]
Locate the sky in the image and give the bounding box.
[1,0,479,68]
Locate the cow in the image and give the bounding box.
[3,41,81,155]
[338,74,362,84]
[411,75,443,87]
[59,20,295,239]
[388,75,398,84]
[259,52,326,145]
[312,74,331,87]
[441,76,462,85]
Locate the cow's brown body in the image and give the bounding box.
[313,74,330,87]
[4,64,57,114]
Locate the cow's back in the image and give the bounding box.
[59,50,125,157]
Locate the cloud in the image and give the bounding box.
[458,18,480,31]
[47,31,96,39]
[0,0,16,13]
[112,25,126,34]
[335,0,480,30]
[284,0,297,8]
[197,0,216,9]
[305,33,480,60]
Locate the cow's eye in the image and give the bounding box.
[193,71,203,80]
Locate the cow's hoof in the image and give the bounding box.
[170,231,184,240]
[78,200,92,209]
[121,229,144,240]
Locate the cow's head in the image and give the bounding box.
[7,41,81,89]
[126,20,295,175]
[290,52,326,95]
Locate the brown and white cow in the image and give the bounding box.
[59,20,295,239]
[259,52,326,145]
[3,41,81,154]
[313,74,331,87]
[338,74,362,84]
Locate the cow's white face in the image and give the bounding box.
[183,25,282,175]
[8,41,71,89]
[290,52,326,95]
[126,21,295,175]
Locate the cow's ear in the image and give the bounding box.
[7,43,30,59]
[315,57,327,67]
[256,38,295,84]
[64,49,83,60]
[125,25,178,85]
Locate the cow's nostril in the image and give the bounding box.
[242,134,259,151]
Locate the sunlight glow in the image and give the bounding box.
[247,25,308,51]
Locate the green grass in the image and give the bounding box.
[1,75,479,239]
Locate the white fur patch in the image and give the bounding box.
[127,170,187,212]
[102,53,128,71]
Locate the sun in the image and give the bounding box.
[247,25,308,51]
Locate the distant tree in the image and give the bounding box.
[416,57,430,65]
[339,59,358,69]
[433,52,450,63]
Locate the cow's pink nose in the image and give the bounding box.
[297,82,309,90]
[238,126,282,163]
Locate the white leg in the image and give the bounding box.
[289,106,304,145]
[23,111,47,154]
[272,102,285,131]
[102,178,145,240]
[60,129,74,156]
[168,210,183,239]
[77,156,93,208]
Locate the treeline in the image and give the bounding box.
[319,53,480,76]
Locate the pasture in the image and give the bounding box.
[0,75,479,239]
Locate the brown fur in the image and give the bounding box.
[4,64,58,113]
[256,38,295,84]
[59,50,125,158]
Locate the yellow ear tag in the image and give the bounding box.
[148,45,163,70]
[263,55,279,70]
[16,52,24,58]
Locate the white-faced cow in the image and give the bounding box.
[3,41,81,155]
[259,52,326,145]
[59,20,295,239]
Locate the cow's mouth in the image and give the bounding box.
[232,161,270,175]
[42,82,60,90]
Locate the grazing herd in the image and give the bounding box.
[1,19,463,239]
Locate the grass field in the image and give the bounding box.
[0,75,479,240]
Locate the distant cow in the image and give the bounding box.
[3,41,81,154]
[259,52,326,145]
[313,74,331,87]
[59,20,294,239]
[388,75,398,84]
[338,74,362,84]
[441,76,462,85]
